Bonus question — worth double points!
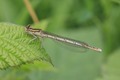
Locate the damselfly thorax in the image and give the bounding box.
[25,25,102,52]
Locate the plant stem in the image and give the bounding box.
[24,0,39,23]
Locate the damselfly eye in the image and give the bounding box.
[26,24,31,28]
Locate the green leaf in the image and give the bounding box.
[105,48,120,79]
[96,48,120,80]
[0,22,52,70]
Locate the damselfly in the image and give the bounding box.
[25,25,102,52]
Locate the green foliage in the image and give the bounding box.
[100,0,120,56]
[0,22,52,69]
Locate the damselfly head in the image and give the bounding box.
[25,24,32,32]
[25,24,42,36]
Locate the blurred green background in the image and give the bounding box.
[0,0,120,80]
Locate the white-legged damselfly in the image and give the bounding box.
[25,25,102,52]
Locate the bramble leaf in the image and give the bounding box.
[0,22,52,69]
